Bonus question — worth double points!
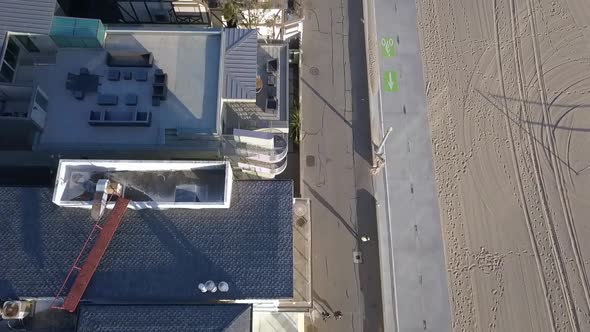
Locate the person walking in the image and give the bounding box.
[334,310,343,320]
[321,311,331,321]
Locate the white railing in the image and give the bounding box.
[237,156,288,177]
[234,135,288,163]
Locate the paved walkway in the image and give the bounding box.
[300,0,383,331]
[363,0,453,331]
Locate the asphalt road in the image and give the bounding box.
[300,0,384,331]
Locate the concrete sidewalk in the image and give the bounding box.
[362,0,453,331]
[300,0,384,330]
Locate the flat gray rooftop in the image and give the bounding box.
[16,32,221,149]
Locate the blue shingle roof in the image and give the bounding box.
[77,304,252,332]
[0,181,293,302]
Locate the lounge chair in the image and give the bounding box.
[266,97,277,112]
[135,71,148,82]
[267,75,276,87]
[125,93,138,106]
[267,58,278,73]
[154,70,167,85]
[97,94,118,106]
[108,69,120,81]
[107,51,154,67]
[152,96,161,106]
[267,86,277,98]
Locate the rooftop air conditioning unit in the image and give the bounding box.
[1,301,32,320]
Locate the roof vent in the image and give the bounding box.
[1,301,32,320]
[205,280,217,293]
[218,281,229,292]
[294,201,308,217]
[198,283,207,293]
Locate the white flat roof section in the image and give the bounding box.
[22,31,222,150]
[52,160,233,210]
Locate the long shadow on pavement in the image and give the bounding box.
[355,188,384,332]
[347,0,385,328]
[303,179,358,239]
[301,78,352,129]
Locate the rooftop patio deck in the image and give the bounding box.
[224,43,289,133]
[15,31,221,150]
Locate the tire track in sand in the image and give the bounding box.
[526,0,590,329]
[507,0,581,330]
[493,0,579,330]
[504,0,558,329]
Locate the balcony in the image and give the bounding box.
[233,134,288,163]
[226,129,289,177]
[237,156,288,178]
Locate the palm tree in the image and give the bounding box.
[290,102,301,145]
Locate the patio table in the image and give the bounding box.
[74,74,100,93]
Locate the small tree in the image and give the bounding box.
[290,102,301,145]
[241,1,272,29]
[222,0,240,27]
[222,0,273,29]
[264,12,281,40]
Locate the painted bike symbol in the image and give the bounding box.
[381,38,395,57]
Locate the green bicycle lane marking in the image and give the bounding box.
[381,37,395,58]
[383,71,399,92]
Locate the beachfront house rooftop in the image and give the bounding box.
[0,4,290,177]
[0,173,309,331]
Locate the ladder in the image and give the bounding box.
[51,198,130,312]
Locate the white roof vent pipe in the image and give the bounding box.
[205,280,217,293]
[218,281,229,292]
[198,283,207,293]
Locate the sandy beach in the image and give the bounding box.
[416,0,590,330]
